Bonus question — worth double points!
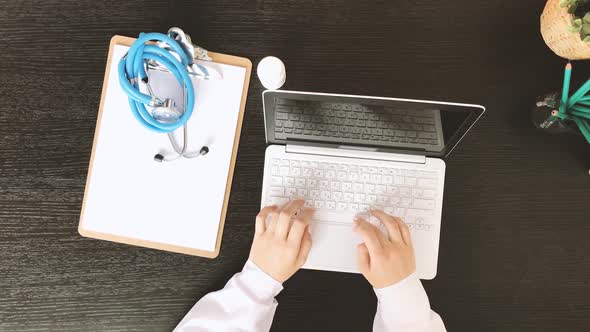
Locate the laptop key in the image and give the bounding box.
[413,199,434,210]
[270,176,283,186]
[418,178,437,188]
[268,186,285,196]
[276,112,289,121]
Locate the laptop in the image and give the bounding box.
[260,90,484,279]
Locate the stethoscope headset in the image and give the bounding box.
[118,28,217,162]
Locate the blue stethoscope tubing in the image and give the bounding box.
[118,32,195,133]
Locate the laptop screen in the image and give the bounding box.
[263,90,484,158]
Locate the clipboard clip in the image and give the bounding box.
[148,27,222,80]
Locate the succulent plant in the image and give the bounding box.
[561,0,590,41]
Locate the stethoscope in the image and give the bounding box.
[118,27,220,162]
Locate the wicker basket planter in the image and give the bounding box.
[541,0,590,59]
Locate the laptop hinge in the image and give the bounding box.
[286,143,426,164]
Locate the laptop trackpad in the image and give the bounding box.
[303,222,362,273]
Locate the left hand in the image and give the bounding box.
[249,200,314,283]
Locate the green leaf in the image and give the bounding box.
[561,0,585,11]
[583,35,590,42]
[583,12,590,23]
[573,18,583,27]
[581,23,590,34]
[568,25,580,33]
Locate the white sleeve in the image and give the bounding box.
[174,260,283,332]
[373,273,446,332]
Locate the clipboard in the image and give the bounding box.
[78,35,252,258]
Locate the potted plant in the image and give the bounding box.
[541,0,590,59]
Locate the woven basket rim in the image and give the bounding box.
[541,0,590,59]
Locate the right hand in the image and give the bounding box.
[353,210,416,289]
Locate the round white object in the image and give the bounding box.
[257,56,286,90]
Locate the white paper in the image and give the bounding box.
[81,45,246,252]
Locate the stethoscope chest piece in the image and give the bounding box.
[152,99,182,124]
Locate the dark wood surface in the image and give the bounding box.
[1,0,589,331]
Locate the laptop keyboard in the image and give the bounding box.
[264,156,439,231]
[273,99,442,148]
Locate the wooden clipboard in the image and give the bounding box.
[78,35,252,258]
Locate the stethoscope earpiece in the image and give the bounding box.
[153,145,209,163]
[154,154,165,162]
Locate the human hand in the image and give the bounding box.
[354,210,416,289]
[249,200,314,283]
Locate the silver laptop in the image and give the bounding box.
[260,90,484,279]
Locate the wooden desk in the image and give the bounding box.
[0,0,588,331]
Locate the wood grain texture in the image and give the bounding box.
[0,0,589,331]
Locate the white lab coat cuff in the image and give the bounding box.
[241,260,284,300]
[373,272,433,325]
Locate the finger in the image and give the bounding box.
[396,217,413,247]
[356,243,370,274]
[353,218,384,256]
[370,209,402,243]
[266,209,281,234]
[296,230,312,267]
[275,199,305,240]
[287,208,314,248]
[356,215,386,246]
[255,206,277,236]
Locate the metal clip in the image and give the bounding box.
[148,27,222,80]
[167,27,212,62]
